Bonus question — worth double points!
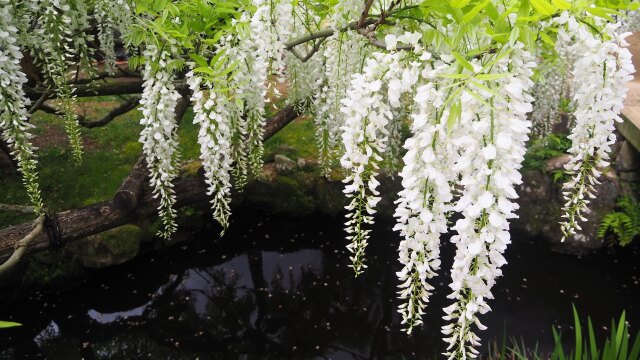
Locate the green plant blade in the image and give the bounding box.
[0,321,22,328]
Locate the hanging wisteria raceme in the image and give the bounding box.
[111,0,134,40]
[314,31,367,175]
[0,0,44,214]
[95,0,117,75]
[187,72,234,234]
[243,0,288,177]
[331,0,364,29]
[442,44,536,359]
[139,44,182,239]
[558,14,635,242]
[221,17,251,188]
[32,0,83,163]
[68,0,96,80]
[622,10,640,32]
[340,53,393,276]
[340,37,420,275]
[394,53,459,333]
[284,2,322,113]
[530,63,567,137]
[530,20,576,138]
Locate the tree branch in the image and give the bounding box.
[284,18,378,50]
[25,79,180,100]
[357,0,375,29]
[0,204,37,214]
[0,215,45,277]
[37,96,141,128]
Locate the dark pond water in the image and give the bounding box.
[0,209,639,359]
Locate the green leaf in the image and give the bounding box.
[585,7,618,21]
[629,330,640,360]
[614,311,626,357]
[475,73,510,80]
[588,317,599,359]
[449,0,471,9]
[530,0,556,15]
[539,32,555,46]
[452,51,475,72]
[518,0,531,18]
[0,321,22,328]
[447,99,462,134]
[572,305,582,360]
[552,0,571,10]
[189,54,209,68]
[438,73,471,79]
[193,66,215,75]
[462,0,490,22]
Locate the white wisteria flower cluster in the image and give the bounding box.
[94,0,118,75]
[0,0,44,214]
[340,34,421,275]
[31,0,84,163]
[187,72,234,233]
[443,44,536,359]
[313,31,367,175]
[557,14,635,241]
[139,45,182,239]
[394,53,453,332]
[284,2,323,113]
[243,0,287,176]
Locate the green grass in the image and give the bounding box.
[0,100,144,226]
[264,116,318,161]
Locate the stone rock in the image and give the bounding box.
[243,175,317,217]
[314,179,347,217]
[544,154,571,173]
[616,140,640,173]
[297,158,306,169]
[540,171,619,255]
[70,224,143,268]
[511,158,624,255]
[620,171,640,182]
[274,154,296,174]
[512,171,553,237]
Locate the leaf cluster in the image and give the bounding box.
[551,306,640,360]
[522,133,571,171]
[598,196,640,247]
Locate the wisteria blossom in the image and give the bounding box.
[187,72,234,233]
[314,31,367,175]
[442,44,536,359]
[341,36,420,275]
[557,14,635,241]
[32,0,83,162]
[0,0,43,214]
[394,54,453,332]
[95,0,117,74]
[139,45,182,238]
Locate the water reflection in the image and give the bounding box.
[0,210,639,359]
